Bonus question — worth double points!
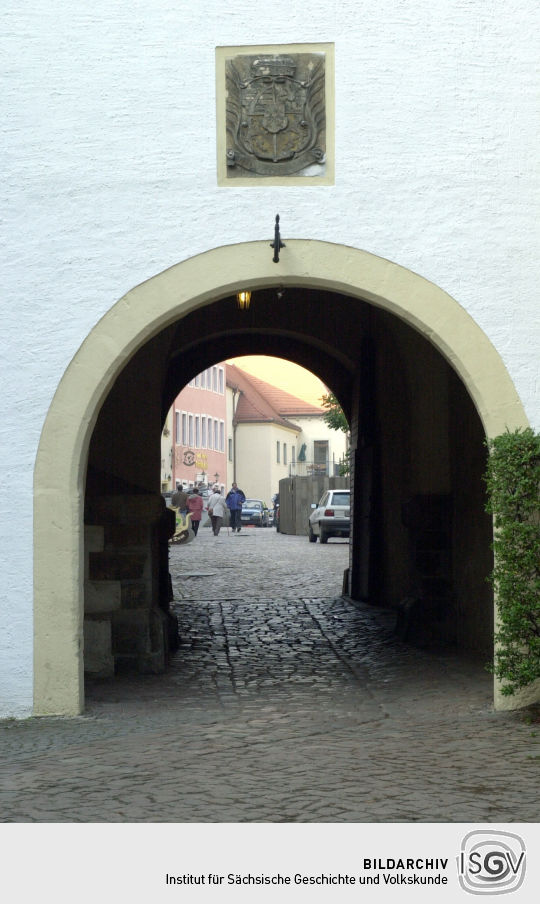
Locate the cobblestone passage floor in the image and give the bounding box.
[1,527,539,822]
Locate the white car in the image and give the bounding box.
[308,489,350,543]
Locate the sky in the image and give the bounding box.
[227,355,329,407]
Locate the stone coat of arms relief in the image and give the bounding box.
[225,53,326,177]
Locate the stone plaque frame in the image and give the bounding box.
[216,43,334,186]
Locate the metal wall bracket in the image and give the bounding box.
[271,214,285,263]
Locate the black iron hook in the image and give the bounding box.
[270,214,285,263]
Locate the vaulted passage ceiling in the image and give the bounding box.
[160,288,377,418]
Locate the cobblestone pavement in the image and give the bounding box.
[1,527,539,823]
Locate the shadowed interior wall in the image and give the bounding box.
[348,308,492,651]
[87,330,175,493]
[449,369,494,655]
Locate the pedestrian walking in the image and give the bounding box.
[171,483,188,513]
[186,486,204,536]
[207,485,229,536]
[226,481,246,533]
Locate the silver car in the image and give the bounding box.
[308,489,350,543]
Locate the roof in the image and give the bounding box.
[226,364,324,430]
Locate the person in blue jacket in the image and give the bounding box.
[226,482,246,533]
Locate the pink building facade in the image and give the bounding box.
[172,364,227,491]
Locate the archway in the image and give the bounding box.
[34,241,529,715]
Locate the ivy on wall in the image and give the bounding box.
[485,428,540,695]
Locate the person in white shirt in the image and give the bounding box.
[207,486,229,536]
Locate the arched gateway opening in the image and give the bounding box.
[34,241,529,716]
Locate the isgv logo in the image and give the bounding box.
[458,831,526,895]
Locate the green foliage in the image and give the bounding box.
[337,448,351,477]
[321,393,350,474]
[485,428,540,695]
[320,393,349,433]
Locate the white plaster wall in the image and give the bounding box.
[236,423,298,505]
[226,386,235,490]
[295,417,348,472]
[1,0,539,716]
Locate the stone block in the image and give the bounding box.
[85,580,121,614]
[86,494,163,526]
[84,525,105,553]
[112,608,153,655]
[137,610,169,673]
[84,617,115,677]
[89,551,147,581]
[121,581,148,609]
[111,608,168,672]
[105,524,149,547]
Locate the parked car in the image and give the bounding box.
[308,489,350,543]
[241,499,270,527]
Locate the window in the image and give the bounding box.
[219,420,225,452]
[175,411,181,443]
[200,371,206,389]
[201,416,207,448]
[292,445,296,464]
[181,412,187,446]
[314,440,329,468]
[195,416,200,448]
[208,418,213,449]
[214,420,219,450]
[206,367,212,388]
[330,491,351,507]
[276,441,280,463]
[283,444,287,466]
[212,366,218,392]
[195,374,200,387]
[218,367,224,394]
[228,438,233,461]
[188,414,194,447]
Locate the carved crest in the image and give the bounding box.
[226,53,326,177]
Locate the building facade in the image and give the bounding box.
[160,408,174,492]
[171,366,227,492]
[227,364,348,506]
[2,2,539,716]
